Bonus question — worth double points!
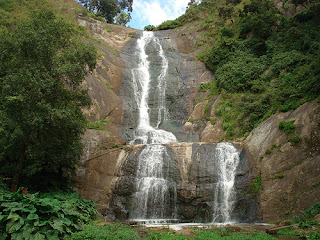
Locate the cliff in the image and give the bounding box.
[74,11,319,223]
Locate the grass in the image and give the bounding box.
[87,119,109,131]
[68,224,278,240]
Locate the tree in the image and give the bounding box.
[116,10,131,26]
[144,25,155,31]
[0,11,97,192]
[81,0,133,24]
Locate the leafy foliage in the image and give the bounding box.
[245,174,262,195]
[144,25,155,31]
[0,11,97,191]
[288,135,302,145]
[116,10,131,26]
[80,0,133,24]
[172,0,320,139]
[278,202,320,239]
[87,119,109,131]
[156,19,183,30]
[279,120,296,134]
[0,187,97,240]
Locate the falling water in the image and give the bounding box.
[212,143,240,223]
[130,32,177,221]
[128,31,241,223]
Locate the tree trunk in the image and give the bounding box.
[11,155,24,192]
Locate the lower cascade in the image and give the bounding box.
[122,31,247,223]
[212,143,240,223]
[130,145,177,220]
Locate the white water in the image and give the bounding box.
[212,143,240,223]
[129,31,240,223]
[130,32,177,221]
[130,31,176,145]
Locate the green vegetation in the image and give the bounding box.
[0,0,85,35]
[198,83,211,92]
[278,202,320,239]
[87,119,109,131]
[144,25,155,31]
[116,10,131,26]
[279,120,296,134]
[288,134,302,145]
[69,224,140,240]
[143,228,276,240]
[0,186,97,239]
[272,173,284,180]
[156,19,183,31]
[210,119,216,125]
[0,10,97,192]
[79,0,133,24]
[170,0,320,139]
[245,174,262,195]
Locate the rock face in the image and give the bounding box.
[244,100,320,222]
[73,17,319,224]
[78,17,137,135]
[119,30,214,143]
[108,142,259,222]
[73,129,128,214]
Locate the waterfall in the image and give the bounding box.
[127,31,241,223]
[130,31,176,145]
[212,143,240,223]
[130,31,177,221]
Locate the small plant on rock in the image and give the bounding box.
[279,120,296,134]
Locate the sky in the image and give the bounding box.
[128,0,190,30]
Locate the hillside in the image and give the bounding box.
[156,0,320,141]
[0,0,319,231]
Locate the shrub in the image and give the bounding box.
[87,119,109,131]
[272,173,284,179]
[156,19,183,30]
[305,202,320,218]
[210,119,216,125]
[288,135,302,145]
[279,120,296,134]
[204,102,210,115]
[245,174,262,194]
[0,188,97,239]
[198,82,211,92]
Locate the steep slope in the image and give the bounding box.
[74,1,320,223]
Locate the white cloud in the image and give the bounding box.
[131,0,189,29]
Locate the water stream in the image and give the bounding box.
[130,32,177,221]
[129,31,240,223]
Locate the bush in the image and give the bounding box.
[215,51,267,92]
[87,119,109,131]
[245,174,262,194]
[279,120,296,134]
[272,173,284,179]
[156,19,183,30]
[198,82,211,92]
[305,202,320,218]
[288,135,302,145]
[0,188,97,239]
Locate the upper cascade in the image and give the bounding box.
[130,31,177,145]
